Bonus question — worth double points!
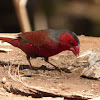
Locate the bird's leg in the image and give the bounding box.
[25,55,34,76]
[44,57,59,70]
[26,55,33,69]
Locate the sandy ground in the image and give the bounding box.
[0,34,100,100]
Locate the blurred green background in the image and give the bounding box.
[0,0,100,37]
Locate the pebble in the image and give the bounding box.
[2,77,6,84]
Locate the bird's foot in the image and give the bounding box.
[46,61,61,72]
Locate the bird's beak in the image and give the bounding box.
[70,44,80,56]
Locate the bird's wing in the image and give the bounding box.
[18,30,57,47]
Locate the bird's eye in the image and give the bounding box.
[70,41,74,46]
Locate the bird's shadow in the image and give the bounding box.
[0,61,71,73]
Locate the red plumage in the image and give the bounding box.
[0,29,80,68]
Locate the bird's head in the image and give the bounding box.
[59,30,80,56]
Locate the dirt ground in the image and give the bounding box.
[0,34,100,100]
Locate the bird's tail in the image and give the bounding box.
[0,37,20,47]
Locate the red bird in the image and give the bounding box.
[0,29,80,67]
